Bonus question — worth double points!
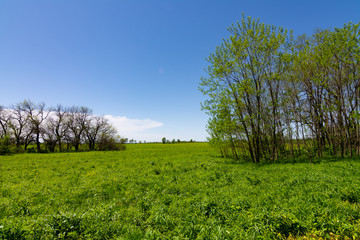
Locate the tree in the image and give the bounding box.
[162,137,167,144]
[291,25,360,158]
[22,100,49,152]
[0,100,126,154]
[84,115,117,150]
[49,105,69,152]
[201,16,360,162]
[66,106,92,151]
[200,15,292,162]
[42,120,58,152]
[8,101,32,150]
[0,105,11,138]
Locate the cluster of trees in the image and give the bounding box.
[200,15,360,162]
[0,100,126,154]
[161,137,195,144]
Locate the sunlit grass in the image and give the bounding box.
[1,143,360,239]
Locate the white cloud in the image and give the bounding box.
[104,115,163,136]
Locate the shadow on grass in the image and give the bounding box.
[215,153,360,166]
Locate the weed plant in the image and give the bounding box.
[1,143,360,239]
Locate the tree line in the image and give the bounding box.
[200,15,360,162]
[0,100,126,154]
[161,137,195,144]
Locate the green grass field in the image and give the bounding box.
[1,143,360,239]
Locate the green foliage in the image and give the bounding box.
[97,134,126,151]
[48,213,84,239]
[200,14,294,162]
[0,135,10,155]
[1,143,360,239]
[201,15,360,162]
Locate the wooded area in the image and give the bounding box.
[0,100,125,154]
[200,15,360,162]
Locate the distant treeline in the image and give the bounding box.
[0,100,126,154]
[200,15,360,162]
[160,137,196,144]
[126,138,197,144]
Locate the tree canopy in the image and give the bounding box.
[200,15,360,162]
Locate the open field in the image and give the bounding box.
[1,143,360,239]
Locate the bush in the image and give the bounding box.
[97,134,126,151]
[0,135,11,155]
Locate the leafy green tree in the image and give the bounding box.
[201,16,360,161]
[291,24,360,158]
[200,15,292,162]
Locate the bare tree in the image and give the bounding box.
[84,115,115,150]
[2,101,125,153]
[47,105,69,152]
[42,121,58,152]
[0,105,11,138]
[22,100,50,152]
[8,102,31,149]
[66,106,92,151]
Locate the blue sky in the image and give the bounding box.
[1,0,360,142]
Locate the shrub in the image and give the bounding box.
[0,135,11,155]
[97,134,126,151]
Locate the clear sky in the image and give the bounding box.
[1,0,360,142]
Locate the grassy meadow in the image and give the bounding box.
[1,143,360,239]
